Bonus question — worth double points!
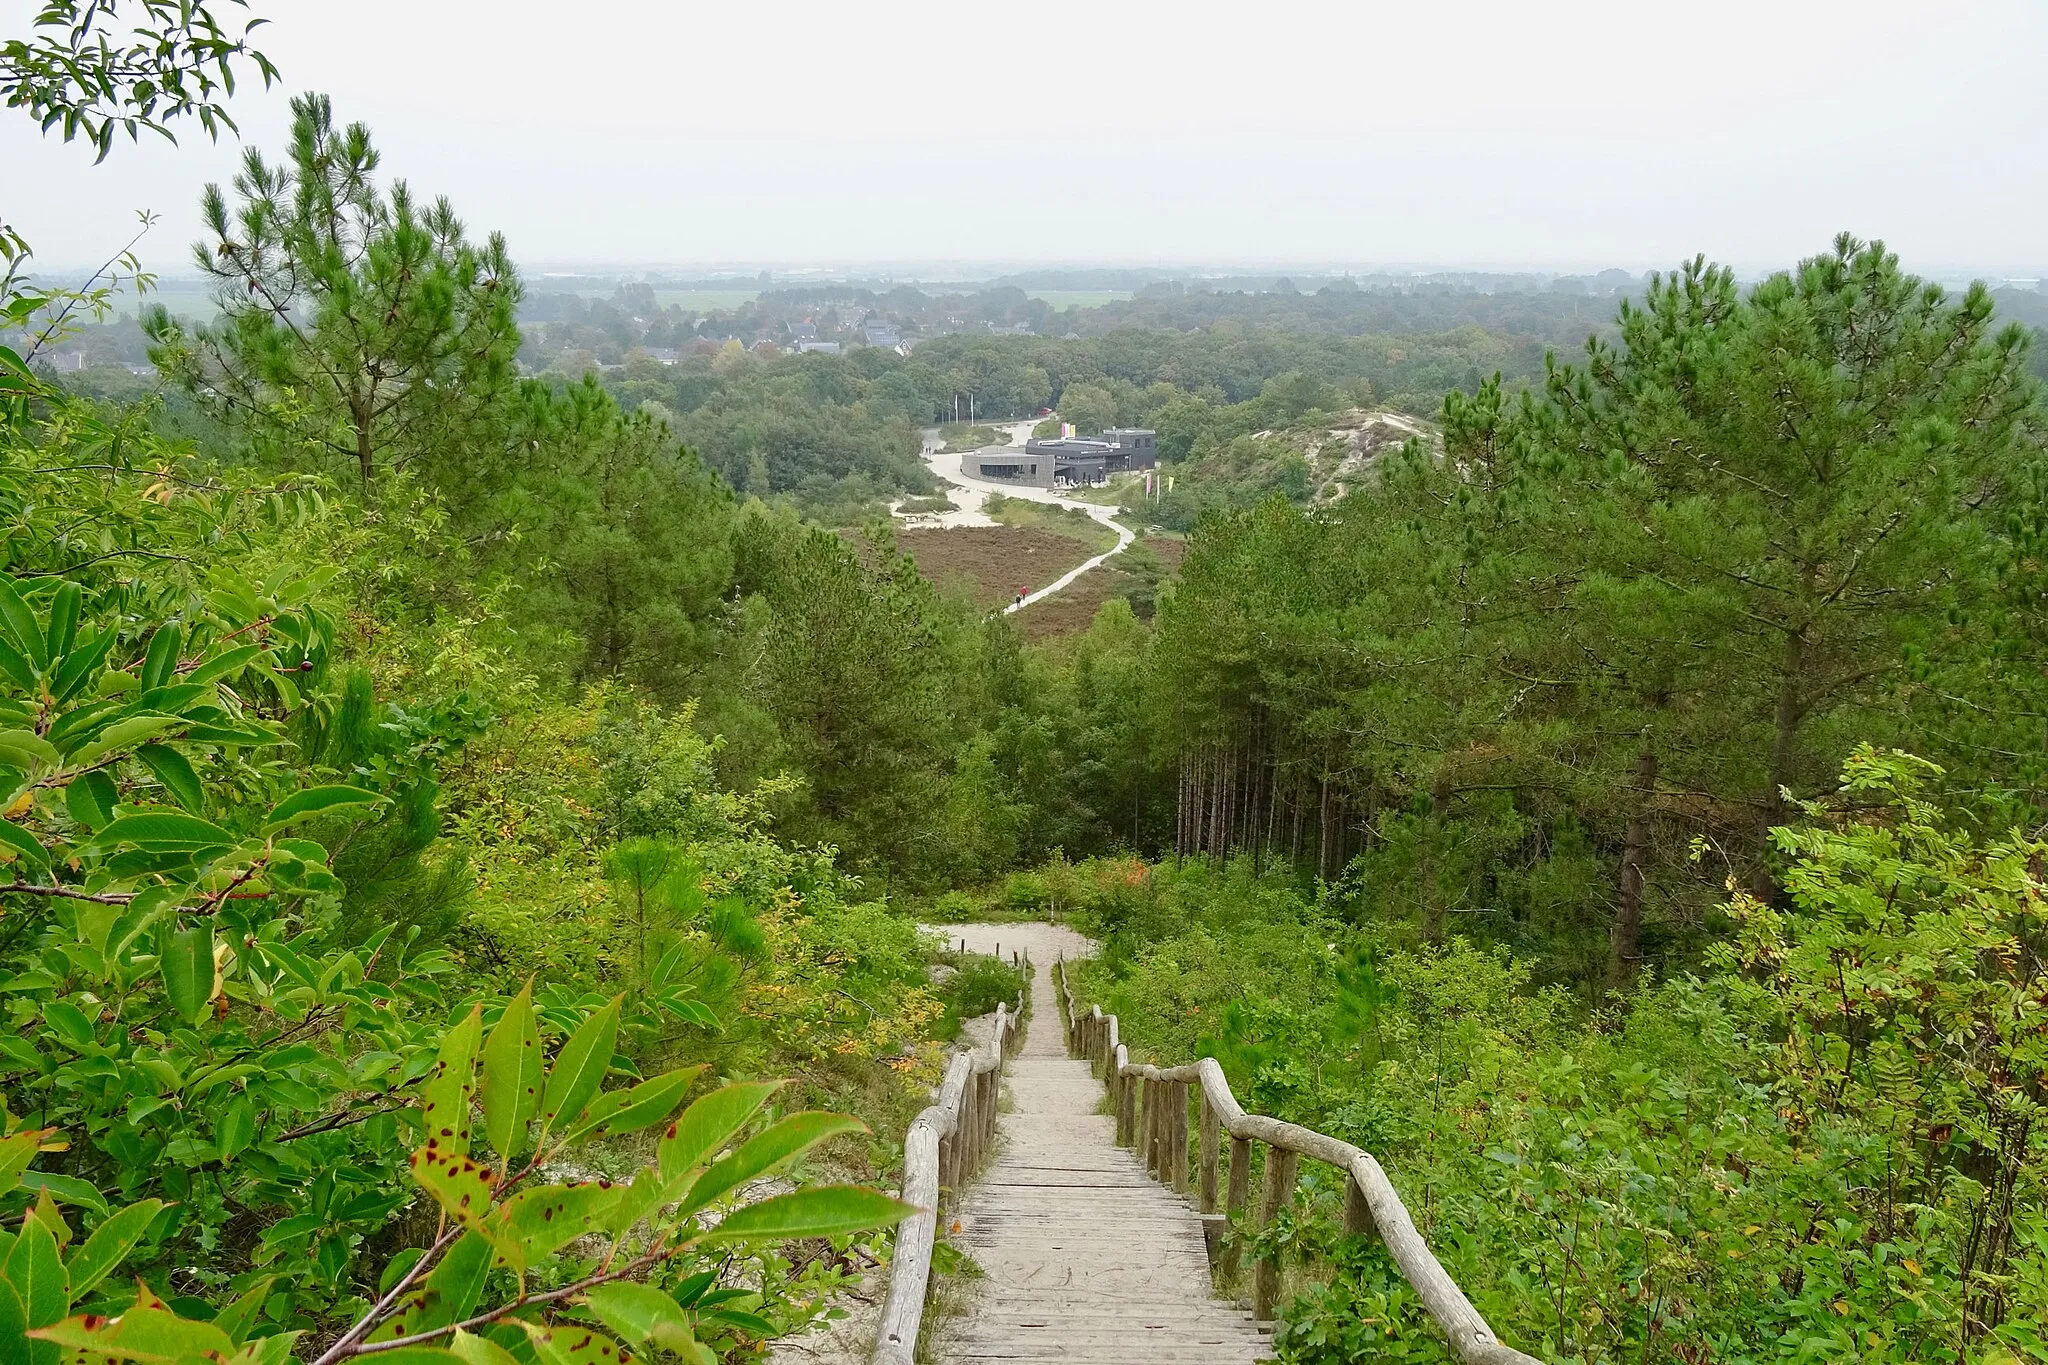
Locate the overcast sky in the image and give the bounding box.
[8,0,2047,276]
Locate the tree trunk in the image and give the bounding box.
[1610,736,1658,989]
[1753,626,1808,897]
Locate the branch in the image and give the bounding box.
[0,882,134,904]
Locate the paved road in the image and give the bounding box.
[917,424,1135,614]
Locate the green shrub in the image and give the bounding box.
[947,955,1027,1019]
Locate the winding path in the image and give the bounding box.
[927,925,1271,1364]
[916,425,1135,614]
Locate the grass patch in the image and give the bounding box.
[938,422,1007,450]
[984,495,1119,552]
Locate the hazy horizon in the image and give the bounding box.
[8,0,2046,278]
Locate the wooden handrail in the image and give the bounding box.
[870,959,1028,1365]
[1054,957,1541,1365]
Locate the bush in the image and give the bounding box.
[947,955,1027,1019]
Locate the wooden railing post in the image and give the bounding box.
[1172,1081,1191,1192]
[1254,1148,1300,1321]
[1221,1134,1252,1283]
[1116,1067,1135,1146]
[1199,1094,1220,1213]
[1344,1172,1378,1241]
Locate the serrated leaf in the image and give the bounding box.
[133,745,202,814]
[161,923,213,1025]
[480,982,541,1165]
[655,1081,782,1185]
[698,1186,912,1244]
[537,997,620,1141]
[64,1199,164,1300]
[262,785,382,832]
[420,1006,483,1157]
[679,1112,863,1216]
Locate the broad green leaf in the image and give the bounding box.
[0,636,36,691]
[408,1232,492,1333]
[262,785,382,832]
[215,1097,255,1161]
[699,1309,775,1338]
[209,1280,276,1348]
[43,585,79,661]
[3,1207,65,1359]
[515,1320,631,1365]
[448,1330,523,1365]
[0,579,49,671]
[420,1006,483,1156]
[406,1145,504,1245]
[0,1135,40,1196]
[600,1165,674,1237]
[678,1112,862,1215]
[63,772,116,832]
[182,646,266,689]
[50,632,117,703]
[537,997,621,1141]
[40,1003,97,1050]
[656,1081,782,1184]
[33,1306,235,1364]
[17,1173,106,1218]
[138,626,180,694]
[698,1186,913,1244]
[581,1282,698,1351]
[0,732,57,770]
[562,1066,704,1146]
[480,982,542,1164]
[64,1199,165,1300]
[68,715,182,768]
[161,923,214,1025]
[491,1183,617,1273]
[0,822,50,872]
[133,746,203,814]
[92,811,235,853]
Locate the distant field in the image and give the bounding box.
[895,527,1097,610]
[652,290,759,311]
[1026,290,1131,309]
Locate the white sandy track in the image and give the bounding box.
[913,424,1135,612]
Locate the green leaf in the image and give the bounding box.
[209,1280,274,1347]
[0,1135,40,1197]
[0,822,51,873]
[698,1186,912,1244]
[261,785,382,832]
[63,772,116,832]
[133,746,203,814]
[480,982,542,1164]
[420,1006,483,1157]
[64,1200,165,1300]
[515,1321,631,1365]
[491,1183,617,1272]
[92,811,235,853]
[681,1113,865,1216]
[3,1207,66,1359]
[537,997,621,1142]
[0,579,49,672]
[656,1081,782,1184]
[138,626,180,694]
[181,646,265,690]
[580,1283,698,1351]
[409,1233,492,1333]
[50,632,117,704]
[562,1066,704,1145]
[0,732,58,770]
[161,923,214,1025]
[69,715,182,768]
[33,1306,235,1364]
[17,1173,106,1219]
[447,1332,523,1365]
[43,585,80,662]
[215,1096,255,1161]
[406,1145,504,1246]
